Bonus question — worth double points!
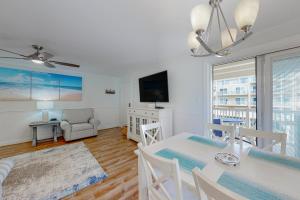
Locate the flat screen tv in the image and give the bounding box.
[139,71,169,103]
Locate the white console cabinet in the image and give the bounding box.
[127,108,172,142]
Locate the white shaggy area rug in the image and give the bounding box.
[2,142,107,200]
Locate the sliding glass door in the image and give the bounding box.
[256,48,300,157]
[212,59,256,129]
[272,56,300,157]
[211,50,300,157]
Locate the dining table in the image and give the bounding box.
[137,132,300,200]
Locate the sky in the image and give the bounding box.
[0,67,31,83]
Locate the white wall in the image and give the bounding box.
[0,63,121,146]
[119,74,131,126]
[121,55,211,135]
[120,33,300,137]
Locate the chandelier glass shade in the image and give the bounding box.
[188,32,200,50]
[191,4,212,33]
[188,0,260,57]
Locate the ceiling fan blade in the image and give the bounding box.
[0,56,27,60]
[49,61,80,68]
[39,52,54,60]
[0,48,27,57]
[44,62,56,68]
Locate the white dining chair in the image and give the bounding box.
[140,122,163,146]
[239,127,287,155]
[138,143,197,200]
[207,123,235,142]
[192,168,246,200]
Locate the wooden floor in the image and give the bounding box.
[0,128,139,200]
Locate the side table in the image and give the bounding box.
[29,120,60,146]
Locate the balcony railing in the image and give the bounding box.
[215,91,256,96]
[213,106,256,129]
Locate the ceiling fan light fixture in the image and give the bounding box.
[32,59,44,64]
[0,45,78,68]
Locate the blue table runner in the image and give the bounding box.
[155,148,206,173]
[187,135,227,149]
[249,148,300,171]
[218,172,292,200]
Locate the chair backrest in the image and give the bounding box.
[192,168,246,200]
[62,108,94,124]
[138,143,183,200]
[140,122,163,146]
[239,127,287,155]
[207,123,235,141]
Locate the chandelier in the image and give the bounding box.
[188,0,260,57]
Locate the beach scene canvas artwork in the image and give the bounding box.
[32,72,60,101]
[0,67,31,100]
[59,74,82,101]
[0,66,82,101]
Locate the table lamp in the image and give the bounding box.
[37,101,54,122]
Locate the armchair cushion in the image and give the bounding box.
[71,123,93,132]
[62,108,93,124]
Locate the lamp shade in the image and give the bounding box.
[221,28,238,48]
[191,4,212,33]
[235,0,260,31]
[37,101,54,110]
[188,32,200,50]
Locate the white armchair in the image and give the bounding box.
[60,108,100,141]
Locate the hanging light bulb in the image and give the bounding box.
[32,59,44,64]
[221,28,238,48]
[190,4,212,34]
[235,0,260,32]
[187,32,200,52]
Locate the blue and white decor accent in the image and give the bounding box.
[155,148,206,173]
[249,148,300,171]
[0,159,15,200]
[2,142,107,200]
[188,135,227,149]
[217,172,293,200]
[0,66,82,101]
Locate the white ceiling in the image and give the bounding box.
[0,0,300,75]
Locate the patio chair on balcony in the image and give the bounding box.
[208,123,235,142]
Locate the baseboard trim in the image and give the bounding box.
[0,127,120,147]
[0,138,32,147]
[98,127,120,132]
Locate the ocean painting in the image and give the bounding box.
[32,72,60,101]
[0,67,31,100]
[59,74,82,101]
[0,66,82,101]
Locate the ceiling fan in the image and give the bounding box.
[0,45,80,68]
